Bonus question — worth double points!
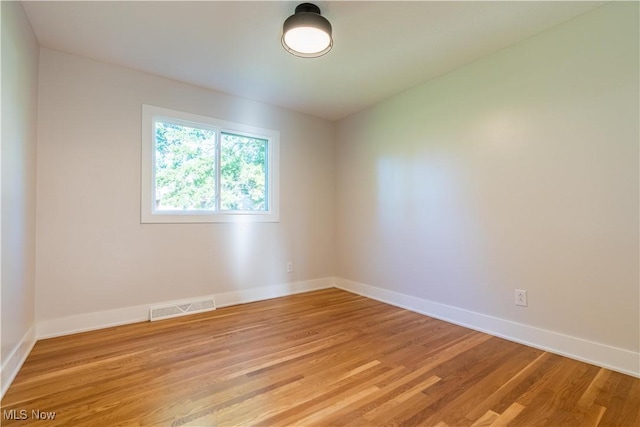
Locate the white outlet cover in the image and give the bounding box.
[515,289,528,307]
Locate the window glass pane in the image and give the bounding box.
[220,132,268,211]
[154,121,216,210]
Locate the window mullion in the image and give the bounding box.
[215,131,222,212]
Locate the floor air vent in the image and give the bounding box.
[149,298,216,321]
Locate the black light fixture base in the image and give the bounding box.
[295,3,321,14]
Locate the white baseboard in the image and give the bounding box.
[335,278,639,378]
[213,277,335,308]
[1,325,37,400]
[37,277,335,339]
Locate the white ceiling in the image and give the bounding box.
[22,1,604,121]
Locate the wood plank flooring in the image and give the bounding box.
[2,288,638,426]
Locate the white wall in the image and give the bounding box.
[35,49,335,324]
[1,1,39,394]
[336,2,638,358]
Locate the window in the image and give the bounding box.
[141,105,279,223]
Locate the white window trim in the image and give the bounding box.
[141,105,280,223]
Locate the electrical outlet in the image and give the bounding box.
[515,289,528,307]
[287,262,293,273]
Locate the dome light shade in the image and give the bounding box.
[282,3,333,58]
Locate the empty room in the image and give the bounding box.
[1,1,639,426]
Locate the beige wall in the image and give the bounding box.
[35,49,335,322]
[1,1,39,364]
[336,3,639,352]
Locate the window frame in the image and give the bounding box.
[141,105,280,223]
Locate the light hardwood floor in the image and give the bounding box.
[2,288,638,426]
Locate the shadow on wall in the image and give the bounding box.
[375,154,486,302]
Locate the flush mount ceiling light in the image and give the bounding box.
[282,3,333,58]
